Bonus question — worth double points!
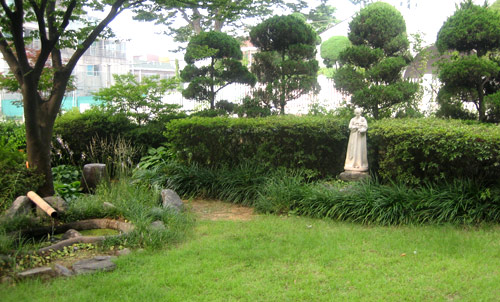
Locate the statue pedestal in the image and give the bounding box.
[339,170,370,182]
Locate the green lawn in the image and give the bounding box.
[2,214,500,301]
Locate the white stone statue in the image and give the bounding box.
[344,108,368,172]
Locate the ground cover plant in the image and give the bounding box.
[132,153,500,226]
[2,214,500,301]
[0,122,43,211]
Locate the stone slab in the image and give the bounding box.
[17,266,55,279]
[72,256,116,275]
[54,264,74,277]
[339,171,371,182]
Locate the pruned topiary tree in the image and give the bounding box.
[436,0,500,122]
[181,31,256,109]
[320,36,351,68]
[250,14,319,114]
[333,2,420,119]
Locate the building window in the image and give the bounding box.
[87,65,100,76]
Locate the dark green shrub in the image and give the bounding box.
[0,121,26,150]
[370,118,500,185]
[0,139,43,212]
[235,96,272,118]
[165,116,349,177]
[189,108,228,117]
[52,165,82,202]
[53,108,136,166]
[53,107,186,167]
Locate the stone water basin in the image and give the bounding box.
[18,219,134,253]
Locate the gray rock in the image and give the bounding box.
[339,171,371,182]
[17,266,55,279]
[150,220,166,230]
[94,255,116,261]
[72,256,116,275]
[36,196,67,217]
[4,196,32,219]
[54,264,73,277]
[81,163,108,193]
[44,196,68,212]
[161,189,184,212]
[61,229,82,240]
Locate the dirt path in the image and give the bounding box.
[183,199,255,221]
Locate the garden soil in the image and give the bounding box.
[184,199,255,221]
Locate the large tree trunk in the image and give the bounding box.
[23,84,58,197]
[1,0,129,197]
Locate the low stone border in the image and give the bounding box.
[10,219,134,253]
[18,218,134,238]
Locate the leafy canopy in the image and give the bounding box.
[437,0,500,57]
[181,31,256,109]
[435,0,500,122]
[250,14,319,114]
[320,36,351,68]
[93,73,180,125]
[333,2,419,119]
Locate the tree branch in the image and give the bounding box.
[51,0,135,117]
[28,0,48,42]
[0,32,22,84]
[9,0,30,72]
[0,0,13,17]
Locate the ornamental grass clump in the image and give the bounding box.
[260,178,500,226]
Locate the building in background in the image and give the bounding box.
[0,37,179,120]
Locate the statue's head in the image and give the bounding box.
[354,108,363,116]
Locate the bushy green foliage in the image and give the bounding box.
[53,107,183,166]
[133,156,500,226]
[370,118,500,185]
[93,73,180,125]
[436,0,500,57]
[0,121,26,150]
[53,108,135,165]
[0,139,43,212]
[52,165,82,202]
[436,0,500,122]
[258,177,500,225]
[333,2,419,119]
[250,14,320,114]
[181,31,256,109]
[164,116,349,176]
[320,36,351,68]
[235,96,273,117]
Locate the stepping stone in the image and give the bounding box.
[17,266,55,279]
[72,256,116,275]
[61,229,82,240]
[54,264,74,277]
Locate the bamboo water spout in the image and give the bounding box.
[27,191,57,218]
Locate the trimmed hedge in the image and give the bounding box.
[371,118,500,185]
[165,117,500,184]
[164,116,349,177]
[53,108,182,166]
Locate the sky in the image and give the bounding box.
[108,0,485,60]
